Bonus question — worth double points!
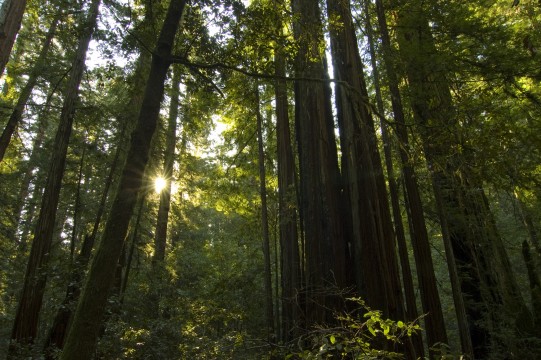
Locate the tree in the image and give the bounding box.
[369,0,451,354]
[273,15,301,342]
[0,0,28,76]
[255,81,275,339]
[60,0,187,357]
[290,0,348,326]
[8,0,101,354]
[393,0,534,356]
[42,123,126,357]
[327,0,407,324]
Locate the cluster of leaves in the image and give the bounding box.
[286,298,421,359]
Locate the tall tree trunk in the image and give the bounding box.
[8,0,101,354]
[371,0,449,354]
[255,83,275,339]
[393,0,531,356]
[0,0,28,76]
[42,122,125,357]
[326,0,407,339]
[291,0,347,326]
[153,65,180,264]
[274,42,300,342]
[363,2,424,357]
[60,1,186,357]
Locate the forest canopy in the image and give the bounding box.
[1,0,540,359]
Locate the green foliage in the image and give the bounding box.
[286,298,421,359]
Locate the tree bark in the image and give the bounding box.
[326,0,406,336]
[255,83,275,339]
[393,0,531,356]
[8,0,101,354]
[274,43,300,342]
[42,122,125,357]
[291,0,347,326]
[60,1,186,358]
[363,1,424,357]
[372,0,449,354]
[0,0,28,76]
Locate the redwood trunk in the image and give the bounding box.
[291,0,347,326]
[326,0,406,333]
[363,1,424,356]
[394,1,530,356]
[0,0,28,75]
[60,1,186,357]
[373,0,449,353]
[274,46,300,341]
[8,0,101,354]
[256,84,275,338]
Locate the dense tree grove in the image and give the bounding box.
[1,0,540,358]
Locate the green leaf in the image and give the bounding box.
[330,335,336,344]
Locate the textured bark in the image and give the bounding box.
[394,5,490,355]
[0,9,60,162]
[393,0,530,356]
[372,0,449,354]
[256,84,275,338]
[60,1,186,358]
[363,2,424,357]
[274,47,300,341]
[8,0,101,354]
[326,0,406,335]
[43,124,125,357]
[0,0,28,76]
[291,0,347,326]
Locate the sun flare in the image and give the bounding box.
[154,177,167,193]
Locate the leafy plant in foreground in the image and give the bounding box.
[287,298,422,359]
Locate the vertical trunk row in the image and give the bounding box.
[255,83,275,339]
[392,0,531,356]
[8,0,101,355]
[371,0,450,354]
[274,39,301,341]
[363,2,424,357]
[0,0,28,76]
[60,0,186,357]
[42,121,126,357]
[291,0,347,325]
[326,0,407,338]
